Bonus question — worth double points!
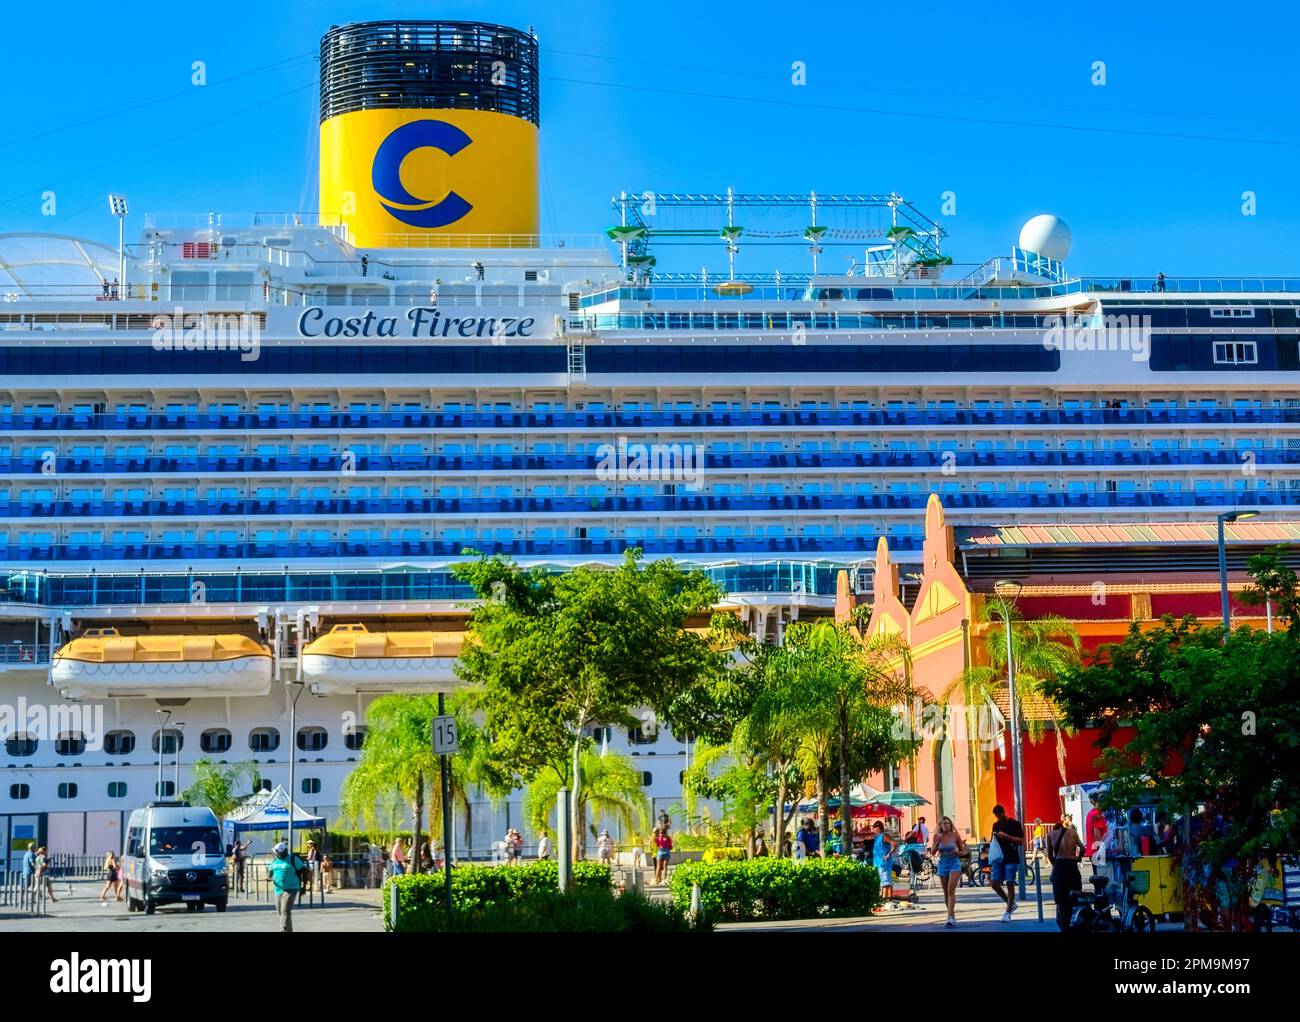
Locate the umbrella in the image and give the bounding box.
[868,789,930,808]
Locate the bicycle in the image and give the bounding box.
[1068,857,1156,933]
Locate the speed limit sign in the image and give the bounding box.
[432,715,460,755]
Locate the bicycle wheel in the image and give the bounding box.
[1069,904,1096,932]
[1126,905,1156,933]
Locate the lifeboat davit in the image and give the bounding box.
[300,623,463,695]
[52,627,273,699]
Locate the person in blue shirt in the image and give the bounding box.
[21,842,36,890]
[795,819,820,858]
[871,821,897,902]
[266,841,306,932]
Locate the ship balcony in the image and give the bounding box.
[0,642,50,671]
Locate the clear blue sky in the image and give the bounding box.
[3,0,1299,275]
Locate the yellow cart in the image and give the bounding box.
[1132,855,1182,918]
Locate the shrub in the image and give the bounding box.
[668,857,882,922]
[383,860,611,930]
[701,847,746,862]
[385,875,704,932]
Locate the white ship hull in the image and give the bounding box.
[299,654,460,694]
[51,656,273,699]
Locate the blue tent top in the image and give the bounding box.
[222,785,326,835]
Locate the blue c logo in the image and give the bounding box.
[371,120,474,228]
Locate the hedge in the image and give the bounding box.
[383,861,610,930]
[386,884,702,933]
[668,857,883,922]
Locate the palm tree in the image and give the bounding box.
[523,748,650,856]
[951,601,1082,784]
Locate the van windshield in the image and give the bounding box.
[149,827,222,857]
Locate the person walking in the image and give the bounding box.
[871,821,897,904]
[34,847,57,902]
[98,850,124,904]
[21,842,36,895]
[367,841,383,888]
[915,816,930,847]
[536,829,552,861]
[320,853,335,893]
[266,841,305,932]
[304,839,320,894]
[597,829,615,865]
[1047,814,1084,931]
[232,837,248,894]
[419,841,434,873]
[1031,818,1046,861]
[390,836,407,876]
[930,815,967,927]
[752,834,769,858]
[990,804,1025,921]
[653,825,673,884]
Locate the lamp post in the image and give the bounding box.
[155,709,172,800]
[287,679,305,853]
[994,578,1027,902]
[1217,510,1259,639]
[108,194,128,297]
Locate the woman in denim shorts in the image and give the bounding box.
[931,816,968,927]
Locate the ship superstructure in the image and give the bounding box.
[1,19,1297,862]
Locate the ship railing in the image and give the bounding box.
[363,232,607,250]
[142,212,346,231]
[0,642,50,666]
[0,870,48,915]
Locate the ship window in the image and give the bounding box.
[104,730,135,755]
[214,271,254,301]
[58,782,78,799]
[250,727,280,753]
[301,778,322,795]
[155,780,176,797]
[201,728,233,754]
[56,732,87,756]
[641,772,653,786]
[9,784,29,800]
[151,729,183,755]
[297,727,328,752]
[108,782,128,798]
[170,271,209,301]
[5,733,37,757]
[257,778,273,792]
[1212,340,1257,365]
[344,726,368,751]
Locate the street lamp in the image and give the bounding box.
[287,679,306,853]
[1217,510,1259,638]
[993,578,1027,902]
[155,709,172,800]
[108,194,128,297]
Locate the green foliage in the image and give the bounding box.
[180,758,261,818]
[669,857,883,922]
[383,860,612,929]
[386,882,702,933]
[523,748,650,836]
[682,741,775,848]
[1241,545,1300,640]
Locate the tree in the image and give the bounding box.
[751,620,916,853]
[182,759,261,819]
[453,549,725,864]
[339,693,493,871]
[951,602,1081,785]
[523,749,650,847]
[1042,555,1300,930]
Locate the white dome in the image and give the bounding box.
[1018,214,1071,261]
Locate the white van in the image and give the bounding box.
[122,802,228,915]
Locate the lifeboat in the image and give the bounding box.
[52,627,273,699]
[299,623,463,695]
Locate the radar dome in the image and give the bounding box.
[1018,214,1071,261]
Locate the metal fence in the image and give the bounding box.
[1,870,49,914]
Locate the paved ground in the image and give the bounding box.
[0,879,385,932]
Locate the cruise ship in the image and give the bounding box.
[2,19,1297,865]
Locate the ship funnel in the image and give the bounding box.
[318,20,540,249]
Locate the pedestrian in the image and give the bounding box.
[21,842,36,892]
[390,836,407,876]
[232,837,248,893]
[930,815,967,927]
[34,846,57,902]
[1085,794,1108,869]
[915,816,929,846]
[320,853,335,893]
[653,825,673,884]
[304,839,319,893]
[98,850,124,904]
[826,820,844,856]
[360,254,368,277]
[419,841,434,872]
[752,834,769,858]
[368,841,383,887]
[871,820,897,904]
[1127,807,1157,857]
[1047,814,1084,931]
[1155,272,1166,292]
[989,803,1025,921]
[597,829,615,865]
[1032,817,1046,860]
[266,840,305,932]
[796,817,820,858]
[537,829,551,861]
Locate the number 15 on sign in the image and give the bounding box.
[433,715,459,755]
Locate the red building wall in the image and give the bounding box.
[990,726,1138,827]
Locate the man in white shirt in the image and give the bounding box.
[537,829,551,860]
[916,817,930,846]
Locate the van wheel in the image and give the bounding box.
[186,902,197,913]
[145,898,156,915]
[214,900,228,913]
[193,902,204,913]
